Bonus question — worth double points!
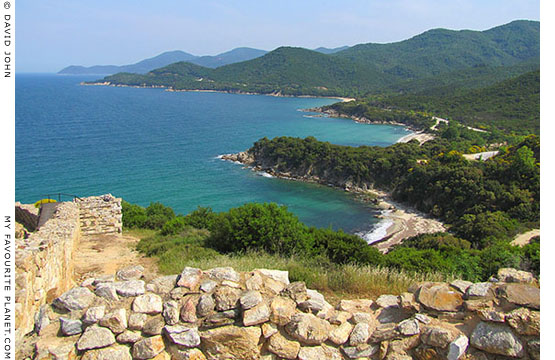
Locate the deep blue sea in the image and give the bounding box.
[15,74,410,235]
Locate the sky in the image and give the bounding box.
[17,0,540,73]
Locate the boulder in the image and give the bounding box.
[262,322,278,338]
[197,294,216,317]
[245,273,264,291]
[281,282,309,303]
[167,347,207,360]
[421,325,458,348]
[329,322,353,345]
[341,344,379,359]
[132,335,165,360]
[200,325,261,360]
[99,309,128,334]
[256,269,290,284]
[447,335,469,360]
[76,325,116,351]
[95,283,119,302]
[465,283,493,298]
[128,313,147,331]
[60,317,83,336]
[243,302,270,326]
[148,275,178,294]
[270,296,297,325]
[213,286,242,311]
[81,344,132,360]
[337,299,373,313]
[164,325,201,347]
[298,289,329,313]
[368,323,400,343]
[417,283,463,312]
[497,283,540,309]
[497,268,536,284]
[450,280,473,294]
[505,307,540,336]
[180,296,199,323]
[206,267,240,282]
[177,267,203,290]
[162,300,180,325]
[53,287,96,311]
[414,313,431,324]
[113,280,145,297]
[83,306,106,325]
[268,332,301,359]
[116,330,143,343]
[477,309,505,323]
[349,323,370,345]
[285,313,331,345]
[328,310,352,325]
[116,265,144,281]
[200,280,218,293]
[397,319,419,336]
[133,294,163,314]
[376,294,400,308]
[470,322,524,358]
[528,339,540,360]
[143,316,166,336]
[351,312,373,324]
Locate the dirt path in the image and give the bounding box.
[511,229,540,247]
[73,233,159,284]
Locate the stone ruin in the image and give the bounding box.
[22,266,539,360]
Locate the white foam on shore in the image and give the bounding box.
[258,171,274,178]
[216,154,243,165]
[357,217,394,244]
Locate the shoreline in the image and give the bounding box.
[81,81,356,103]
[219,153,446,252]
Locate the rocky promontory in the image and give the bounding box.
[21,266,539,360]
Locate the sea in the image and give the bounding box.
[15,74,411,238]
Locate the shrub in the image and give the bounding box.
[122,200,148,228]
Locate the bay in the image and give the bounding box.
[15,74,410,234]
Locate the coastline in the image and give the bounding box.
[80,81,356,103]
[219,153,446,252]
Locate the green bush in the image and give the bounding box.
[122,200,148,228]
[311,227,383,265]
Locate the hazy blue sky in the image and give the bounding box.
[17,0,540,72]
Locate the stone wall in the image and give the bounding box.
[75,194,123,236]
[15,202,80,345]
[15,202,39,232]
[28,266,539,360]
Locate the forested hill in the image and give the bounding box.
[97,20,539,97]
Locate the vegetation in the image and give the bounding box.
[96,21,539,98]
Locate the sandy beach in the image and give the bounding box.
[396,131,436,144]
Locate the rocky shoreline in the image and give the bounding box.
[219,152,445,251]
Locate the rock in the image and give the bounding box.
[133,294,163,314]
[240,290,263,309]
[200,325,261,360]
[298,289,328,313]
[93,274,115,286]
[388,335,421,354]
[450,280,473,294]
[162,301,180,325]
[376,295,399,308]
[337,299,373,313]
[243,302,270,326]
[221,280,241,288]
[328,310,352,325]
[76,325,116,351]
[180,296,199,323]
[464,299,494,312]
[497,268,535,284]
[351,312,373,324]
[281,282,309,304]
[414,314,431,324]
[264,277,288,294]
[465,283,493,298]
[349,323,370,345]
[262,322,278,338]
[285,313,331,345]
[170,287,189,300]
[200,280,218,293]
[206,267,240,282]
[132,335,166,360]
[245,272,264,291]
[164,325,201,347]
[203,312,235,328]
[505,307,540,335]
[447,335,469,360]
[270,296,297,325]
[34,305,50,335]
[527,339,540,360]
[213,286,242,311]
[143,316,166,336]
[298,344,343,360]
[268,332,301,359]
[369,323,400,343]
[477,309,505,322]
[417,283,463,312]
[397,319,419,336]
[152,351,171,360]
[128,313,147,331]
[421,325,458,348]
[197,294,215,317]
[167,347,207,360]
[256,269,290,284]
[99,309,128,334]
[60,317,83,336]
[470,322,524,357]
[95,283,119,302]
[341,344,379,359]
[81,344,132,360]
[114,280,145,297]
[399,292,420,312]
[177,267,203,290]
[53,287,96,311]
[116,330,143,343]
[116,265,144,281]
[83,306,106,325]
[148,275,178,294]
[329,322,353,345]
[497,283,540,309]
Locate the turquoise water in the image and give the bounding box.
[15,74,410,234]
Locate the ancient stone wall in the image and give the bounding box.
[76,194,123,236]
[27,266,540,360]
[15,202,81,345]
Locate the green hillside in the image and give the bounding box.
[99,20,539,97]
